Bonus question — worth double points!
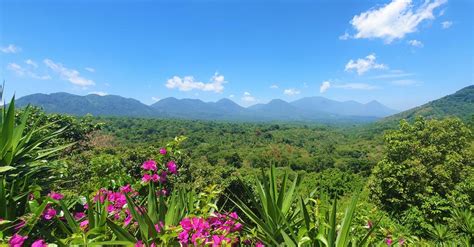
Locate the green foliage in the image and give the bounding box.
[369,117,473,234]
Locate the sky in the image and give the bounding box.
[1,0,473,110]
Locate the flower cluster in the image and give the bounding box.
[178,212,242,246]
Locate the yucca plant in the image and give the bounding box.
[0,89,72,238]
[231,165,373,247]
[230,165,302,245]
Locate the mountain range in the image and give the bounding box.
[15,93,398,123]
[14,85,474,123]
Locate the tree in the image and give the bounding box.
[369,117,473,234]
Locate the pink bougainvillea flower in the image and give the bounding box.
[49,191,64,200]
[43,207,57,220]
[142,174,152,183]
[74,212,86,220]
[178,230,189,244]
[9,234,28,247]
[167,161,177,174]
[119,184,132,193]
[151,174,160,182]
[80,220,89,230]
[141,160,157,171]
[255,242,265,247]
[32,239,48,247]
[155,221,164,233]
[159,148,167,155]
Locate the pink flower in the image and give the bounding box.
[255,242,265,247]
[49,191,64,200]
[119,184,132,193]
[151,174,160,182]
[32,239,48,247]
[385,238,393,246]
[167,161,177,174]
[142,174,152,183]
[141,160,157,171]
[365,220,373,229]
[135,240,145,247]
[9,234,27,247]
[80,220,89,230]
[155,221,164,233]
[74,212,86,220]
[43,207,56,220]
[160,148,167,155]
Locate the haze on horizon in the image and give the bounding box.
[1,0,473,111]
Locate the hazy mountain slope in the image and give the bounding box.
[16,93,157,117]
[290,97,397,117]
[382,85,474,123]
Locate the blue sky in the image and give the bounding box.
[1,0,473,110]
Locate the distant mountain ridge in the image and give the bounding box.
[15,92,399,123]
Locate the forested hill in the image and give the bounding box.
[15,92,396,123]
[381,85,474,124]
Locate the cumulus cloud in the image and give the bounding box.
[441,21,452,29]
[1,44,21,53]
[88,91,108,96]
[345,53,387,75]
[334,83,377,90]
[44,59,95,86]
[283,88,301,96]
[165,73,226,93]
[241,92,256,103]
[270,84,279,89]
[349,0,447,43]
[7,62,51,80]
[320,81,331,93]
[85,67,95,72]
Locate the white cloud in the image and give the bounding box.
[334,83,377,90]
[1,44,21,53]
[85,67,95,72]
[44,59,95,86]
[283,88,301,96]
[349,0,447,43]
[339,32,351,40]
[441,21,452,29]
[241,92,256,103]
[391,79,419,86]
[229,94,235,98]
[7,62,51,80]
[345,53,387,75]
[89,91,108,96]
[25,59,38,68]
[408,39,424,47]
[151,96,160,102]
[270,84,279,89]
[320,81,331,93]
[165,72,226,93]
